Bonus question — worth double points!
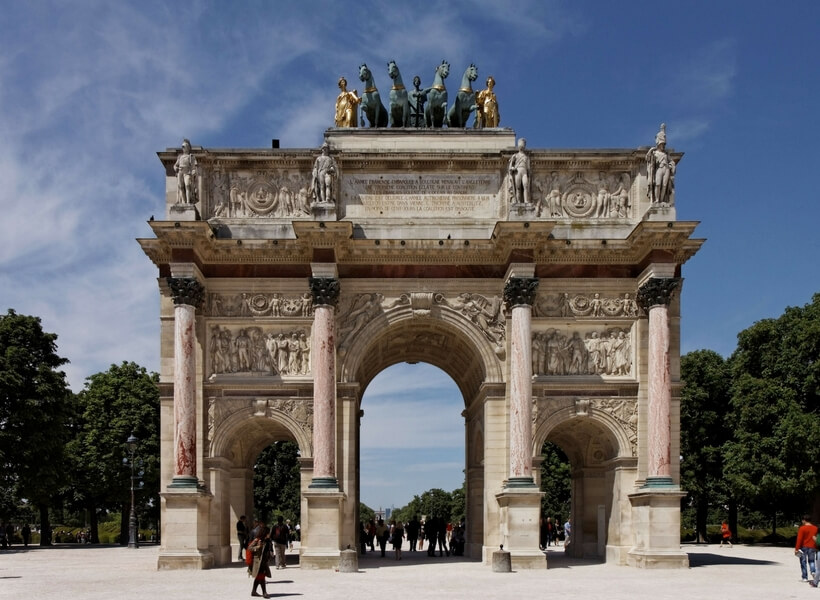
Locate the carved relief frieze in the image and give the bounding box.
[532,171,632,219]
[532,324,633,377]
[534,292,639,318]
[205,292,314,318]
[591,397,638,456]
[441,292,506,349]
[208,168,312,219]
[337,292,385,347]
[208,324,310,377]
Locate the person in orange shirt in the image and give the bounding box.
[720,521,733,547]
[795,515,818,583]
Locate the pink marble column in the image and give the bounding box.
[166,277,205,488]
[503,276,539,488]
[308,276,340,488]
[637,277,679,487]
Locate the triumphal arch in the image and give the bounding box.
[140,98,702,570]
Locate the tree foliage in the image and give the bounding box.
[0,309,73,544]
[680,350,731,541]
[253,441,301,523]
[67,361,160,543]
[540,441,571,521]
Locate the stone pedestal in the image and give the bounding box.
[627,489,688,569]
[508,202,537,221]
[311,202,337,221]
[495,488,546,569]
[300,488,345,570]
[157,489,214,570]
[169,203,200,221]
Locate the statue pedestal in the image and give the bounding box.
[300,488,345,569]
[627,488,689,569]
[169,203,201,221]
[508,202,537,221]
[157,488,214,569]
[495,486,546,569]
[643,203,676,222]
[311,202,337,221]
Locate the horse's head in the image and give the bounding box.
[387,60,398,80]
[436,60,450,79]
[359,64,371,82]
[466,63,478,83]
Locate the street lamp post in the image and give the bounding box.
[126,433,139,549]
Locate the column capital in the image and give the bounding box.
[166,277,205,308]
[309,276,340,307]
[637,277,679,311]
[503,276,539,308]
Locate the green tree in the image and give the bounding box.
[680,350,731,542]
[724,294,820,531]
[253,441,300,523]
[0,309,73,545]
[450,483,465,524]
[67,362,160,544]
[539,441,571,522]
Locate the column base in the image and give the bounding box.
[167,475,201,489]
[505,476,538,489]
[495,487,546,570]
[642,476,675,489]
[309,476,339,489]
[301,488,344,570]
[157,488,214,570]
[627,488,688,569]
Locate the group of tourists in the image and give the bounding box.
[538,516,568,550]
[359,516,465,560]
[236,515,296,598]
[0,522,31,547]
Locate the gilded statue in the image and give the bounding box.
[335,77,361,128]
[475,76,500,128]
[646,123,676,204]
[174,138,198,204]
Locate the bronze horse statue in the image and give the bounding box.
[425,60,449,128]
[358,63,388,127]
[387,60,411,127]
[447,63,478,128]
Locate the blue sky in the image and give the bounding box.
[1,1,818,510]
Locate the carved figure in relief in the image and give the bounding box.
[301,292,313,316]
[531,327,632,377]
[409,76,428,128]
[425,60,450,128]
[474,76,499,128]
[339,293,384,344]
[235,328,252,371]
[508,138,531,205]
[299,333,310,374]
[446,63,478,129]
[335,76,361,128]
[174,139,198,204]
[596,173,611,217]
[646,123,676,204]
[622,293,638,317]
[311,143,337,204]
[450,293,505,347]
[610,174,630,218]
[358,64,388,127]
[230,187,246,217]
[387,61,411,128]
[211,169,230,217]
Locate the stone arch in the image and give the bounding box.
[339,300,504,400]
[210,402,313,464]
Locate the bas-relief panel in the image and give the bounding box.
[205,292,314,318]
[532,324,634,377]
[335,290,505,350]
[534,292,639,318]
[531,171,633,220]
[535,396,638,457]
[207,168,312,220]
[207,396,313,456]
[208,324,311,378]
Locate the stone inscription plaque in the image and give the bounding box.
[342,174,499,218]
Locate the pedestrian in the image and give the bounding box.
[22,524,31,547]
[563,518,572,550]
[375,518,389,557]
[272,516,289,569]
[795,515,818,583]
[392,520,404,560]
[719,521,733,547]
[247,525,271,598]
[236,515,248,561]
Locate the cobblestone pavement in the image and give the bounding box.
[0,543,816,600]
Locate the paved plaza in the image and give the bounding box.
[0,543,815,600]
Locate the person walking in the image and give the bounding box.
[720,521,733,548]
[272,516,289,570]
[247,525,272,598]
[795,515,818,583]
[236,515,248,561]
[375,519,389,558]
[392,520,404,560]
